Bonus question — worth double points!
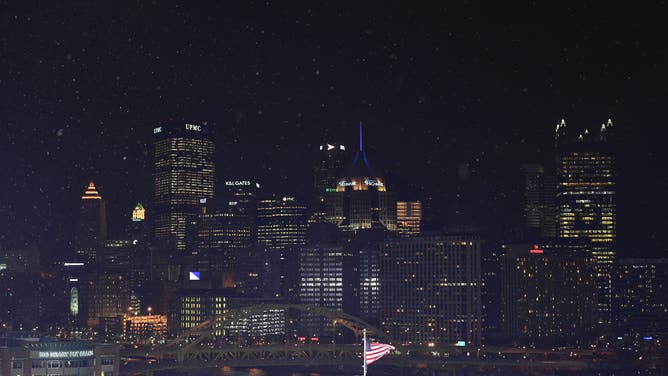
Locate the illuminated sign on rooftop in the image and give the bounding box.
[185,123,202,131]
[364,179,384,187]
[338,181,357,187]
[226,181,251,186]
[529,244,544,254]
[36,350,94,359]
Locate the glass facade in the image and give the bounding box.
[153,122,215,252]
[555,119,616,325]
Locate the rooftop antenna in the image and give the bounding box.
[359,121,363,151]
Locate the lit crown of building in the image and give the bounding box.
[554,118,615,147]
[81,182,102,200]
[132,203,145,221]
[336,122,386,192]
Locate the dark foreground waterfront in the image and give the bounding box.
[153,365,665,376]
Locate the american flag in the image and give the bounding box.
[365,340,395,365]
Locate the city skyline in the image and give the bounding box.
[1,2,667,259]
[1,4,667,373]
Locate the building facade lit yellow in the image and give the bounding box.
[555,118,616,325]
[153,122,215,252]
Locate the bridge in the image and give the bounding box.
[120,304,637,375]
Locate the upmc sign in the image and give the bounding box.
[185,123,202,131]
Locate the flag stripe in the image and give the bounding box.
[365,342,395,365]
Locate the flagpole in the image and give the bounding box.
[363,328,367,376]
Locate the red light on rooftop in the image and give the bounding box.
[530,244,544,254]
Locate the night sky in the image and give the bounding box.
[1,2,666,258]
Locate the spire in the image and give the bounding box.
[555,118,567,133]
[600,118,613,142]
[81,182,102,200]
[348,121,373,176]
[359,121,363,151]
[555,118,567,147]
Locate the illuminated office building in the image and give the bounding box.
[353,228,387,325]
[613,258,668,343]
[315,143,347,196]
[500,243,596,346]
[257,197,308,299]
[87,273,131,330]
[313,142,348,219]
[555,118,616,325]
[257,197,307,250]
[197,182,258,290]
[396,201,422,237]
[325,124,397,231]
[153,122,215,252]
[74,182,107,262]
[123,314,168,344]
[298,224,358,338]
[178,290,227,333]
[177,289,286,338]
[380,236,481,346]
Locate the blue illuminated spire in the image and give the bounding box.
[359,121,363,151]
[349,121,373,176]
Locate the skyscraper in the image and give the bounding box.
[325,123,397,232]
[380,236,482,346]
[313,142,348,219]
[500,243,596,346]
[298,242,357,338]
[520,164,556,239]
[153,122,215,252]
[197,181,258,291]
[257,197,308,299]
[74,182,107,262]
[555,118,616,325]
[613,258,668,344]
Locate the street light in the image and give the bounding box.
[147,306,152,316]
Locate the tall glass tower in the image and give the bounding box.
[153,122,215,252]
[555,118,616,325]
